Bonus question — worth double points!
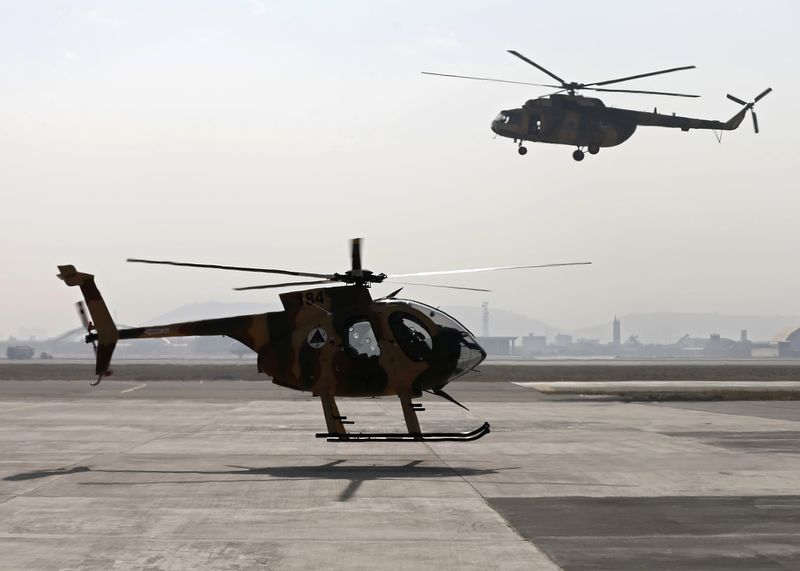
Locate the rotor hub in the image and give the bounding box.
[335,269,388,286]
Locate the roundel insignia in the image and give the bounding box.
[307,327,328,349]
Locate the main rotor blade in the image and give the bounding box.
[421,71,557,88]
[754,87,772,102]
[726,94,747,106]
[752,111,759,134]
[234,279,337,291]
[389,281,491,293]
[388,261,591,279]
[351,238,362,272]
[127,258,334,280]
[585,65,695,87]
[507,50,566,85]
[586,87,699,98]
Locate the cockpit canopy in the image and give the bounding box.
[377,298,485,379]
[493,109,523,126]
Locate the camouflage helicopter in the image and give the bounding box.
[423,50,771,161]
[57,239,589,442]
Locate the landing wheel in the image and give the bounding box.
[518,146,528,156]
[588,144,599,155]
[572,149,585,162]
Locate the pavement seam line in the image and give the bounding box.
[0,401,53,414]
[421,441,565,571]
[4,400,243,500]
[0,533,536,543]
[118,402,247,454]
[4,449,112,501]
[645,402,800,424]
[120,383,147,394]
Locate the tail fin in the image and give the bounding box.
[723,105,750,130]
[56,265,119,380]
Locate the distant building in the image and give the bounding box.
[554,334,572,347]
[775,327,800,357]
[477,336,517,357]
[521,334,547,355]
[6,346,34,359]
[705,333,740,356]
[612,317,621,345]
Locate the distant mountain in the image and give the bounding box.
[142,301,280,326]
[571,313,800,345]
[441,305,559,338]
[141,304,798,346]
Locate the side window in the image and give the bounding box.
[346,320,380,358]
[529,115,541,135]
[390,313,433,362]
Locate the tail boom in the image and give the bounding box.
[118,313,274,353]
[57,265,279,377]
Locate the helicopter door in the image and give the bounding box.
[340,318,387,395]
[389,312,432,362]
[528,114,542,136]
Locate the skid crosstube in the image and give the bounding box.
[316,422,490,442]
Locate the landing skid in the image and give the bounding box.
[316,422,491,442]
[317,393,490,442]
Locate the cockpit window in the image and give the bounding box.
[346,319,380,358]
[423,306,465,331]
[389,312,433,362]
[377,299,473,336]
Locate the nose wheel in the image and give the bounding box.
[518,145,527,156]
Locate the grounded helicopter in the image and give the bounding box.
[57,239,590,442]
[423,50,771,161]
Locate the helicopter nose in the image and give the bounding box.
[449,334,485,380]
[458,340,485,374]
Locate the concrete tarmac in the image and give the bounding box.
[1,379,799,570]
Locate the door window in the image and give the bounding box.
[346,320,380,358]
[389,313,433,362]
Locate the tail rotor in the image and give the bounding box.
[727,88,772,133]
[75,301,104,386]
[76,301,97,354]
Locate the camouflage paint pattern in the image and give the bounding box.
[57,266,485,402]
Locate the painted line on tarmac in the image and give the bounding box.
[121,383,147,394]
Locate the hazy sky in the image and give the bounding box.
[2,0,798,339]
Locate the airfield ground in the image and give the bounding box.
[1,361,799,570]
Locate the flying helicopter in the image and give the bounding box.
[423,50,771,161]
[57,239,590,442]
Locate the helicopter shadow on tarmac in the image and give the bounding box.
[5,461,521,502]
[3,461,633,501]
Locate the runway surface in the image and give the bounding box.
[1,377,799,569]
